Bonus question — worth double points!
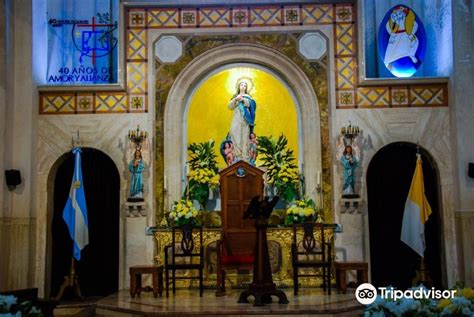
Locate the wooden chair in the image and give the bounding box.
[164,224,204,297]
[292,222,333,295]
[216,161,264,295]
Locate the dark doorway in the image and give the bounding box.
[51,148,120,299]
[367,142,442,289]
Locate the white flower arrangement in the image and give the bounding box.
[285,199,319,225]
[169,199,199,227]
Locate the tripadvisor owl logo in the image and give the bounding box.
[355,283,377,305]
[355,283,457,305]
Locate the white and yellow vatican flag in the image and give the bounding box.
[401,154,432,257]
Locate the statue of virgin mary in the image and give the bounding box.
[221,81,257,165]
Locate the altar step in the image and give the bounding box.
[86,289,364,316]
[54,304,95,317]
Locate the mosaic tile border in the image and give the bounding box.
[39,3,447,115]
[40,92,131,114]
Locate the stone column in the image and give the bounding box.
[452,0,474,286]
[0,0,7,292]
[0,0,37,291]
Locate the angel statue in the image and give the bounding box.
[336,135,360,197]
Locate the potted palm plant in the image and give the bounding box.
[257,134,301,204]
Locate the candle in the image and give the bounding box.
[164,176,167,190]
[317,171,321,186]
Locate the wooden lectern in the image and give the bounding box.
[238,196,289,306]
[216,161,264,295]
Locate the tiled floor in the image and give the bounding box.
[91,288,363,316]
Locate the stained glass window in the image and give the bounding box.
[363,0,452,79]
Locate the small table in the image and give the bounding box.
[129,265,163,298]
[334,261,368,294]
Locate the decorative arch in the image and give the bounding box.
[46,148,120,298]
[366,142,444,288]
[184,63,302,170]
[35,120,133,296]
[164,43,322,206]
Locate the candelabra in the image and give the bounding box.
[340,121,361,146]
[128,125,147,149]
[340,121,360,138]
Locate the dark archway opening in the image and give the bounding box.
[50,148,120,299]
[367,142,442,289]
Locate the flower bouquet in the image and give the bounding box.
[285,198,319,225]
[186,140,220,210]
[168,199,200,227]
[437,287,474,316]
[364,285,474,317]
[188,167,219,209]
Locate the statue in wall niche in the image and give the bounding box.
[220,80,257,166]
[337,134,360,198]
[128,148,146,202]
[127,126,148,202]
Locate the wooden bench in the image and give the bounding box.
[334,261,368,294]
[129,265,163,298]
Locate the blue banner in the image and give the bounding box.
[46,0,119,85]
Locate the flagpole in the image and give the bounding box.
[55,145,88,301]
[400,144,434,287]
[412,257,433,287]
[54,254,84,301]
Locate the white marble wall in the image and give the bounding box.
[35,115,155,295]
[331,107,459,285]
[452,1,474,211]
[451,0,474,286]
[0,0,7,289]
[456,211,474,286]
[0,0,37,292]
[0,218,36,290]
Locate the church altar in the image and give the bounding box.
[153,224,336,289]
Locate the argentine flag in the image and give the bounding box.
[400,154,432,257]
[63,147,89,260]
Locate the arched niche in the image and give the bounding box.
[164,43,322,206]
[366,142,444,288]
[45,148,120,298]
[185,63,302,171]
